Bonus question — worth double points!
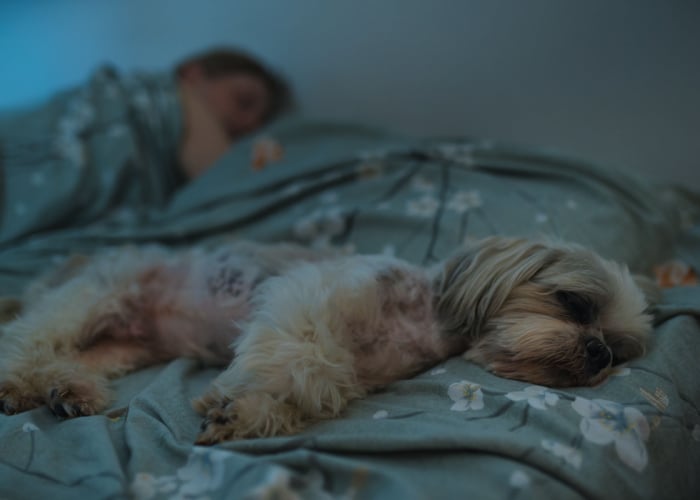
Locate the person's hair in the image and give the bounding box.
[175,47,293,123]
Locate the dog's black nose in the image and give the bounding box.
[585,337,612,374]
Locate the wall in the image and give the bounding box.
[1,0,698,187]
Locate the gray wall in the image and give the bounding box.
[1,0,698,187]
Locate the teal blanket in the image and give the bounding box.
[1,69,699,499]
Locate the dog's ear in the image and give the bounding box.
[433,237,560,337]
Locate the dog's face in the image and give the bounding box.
[434,237,655,387]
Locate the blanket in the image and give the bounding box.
[1,68,699,499]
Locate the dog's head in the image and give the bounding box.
[433,237,656,387]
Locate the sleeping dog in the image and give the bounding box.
[0,237,654,443]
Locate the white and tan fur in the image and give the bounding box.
[0,237,655,443]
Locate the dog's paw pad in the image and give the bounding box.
[47,387,99,419]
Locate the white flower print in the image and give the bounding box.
[176,448,231,497]
[430,368,446,376]
[448,381,484,411]
[411,175,435,192]
[373,410,389,419]
[435,143,476,167]
[65,97,95,128]
[508,470,531,489]
[406,195,439,218]
[534,212,549,224]
[505,386,559,410]
[293,207,347,247]
[447,189,482,213]
[22,422,39,433]
[572,397,650,472]
[247,467,342,500]
[541,439,582,469]
[130,473,174,499]
[248,468,300,500]
[54,137,86,167]
[130,446,233,499]
[53,97,93,169]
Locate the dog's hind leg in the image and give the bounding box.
[194,263,370,443]
[195,344,364,443]
[0,277,117,415]
[194,317,365,443]
[0,249,169,417]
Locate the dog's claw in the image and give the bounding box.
[196,422,232,446]
[196,400,242,444]
[200,418,210,431]
[47,387,96,419]
[199,410,236,435]
[0,399,16,415]
[50,401,70,419]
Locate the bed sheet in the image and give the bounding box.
[1,77,699,499]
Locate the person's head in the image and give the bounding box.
[176,48,292,139]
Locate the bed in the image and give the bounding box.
[1,67,699,500]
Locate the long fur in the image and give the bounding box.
[0,237,655,442]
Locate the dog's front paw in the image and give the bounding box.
[194,390,305,444]
[46,379,110,419]
[0,380,44,415]
[196,398,241,445]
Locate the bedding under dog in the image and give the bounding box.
[1,67,699,499]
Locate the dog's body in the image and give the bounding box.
[0,238,654,443]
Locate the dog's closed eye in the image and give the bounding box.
[555,290,597,324]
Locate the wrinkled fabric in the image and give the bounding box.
[1,116,699,499]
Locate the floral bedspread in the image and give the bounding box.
[1,91,699,499]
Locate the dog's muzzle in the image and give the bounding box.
[584,337,612,375]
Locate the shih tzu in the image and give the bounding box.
[0,237,655,443]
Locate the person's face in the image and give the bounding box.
[186,68,271,140]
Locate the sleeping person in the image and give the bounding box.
[176,48,292,179]
[0,47,292,245]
